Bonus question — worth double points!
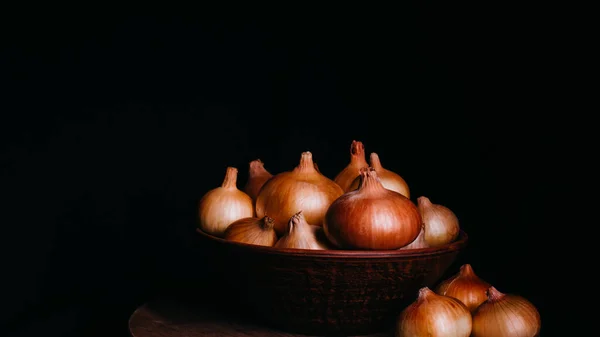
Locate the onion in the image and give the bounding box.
[198,167,254,237]
[417,196,460,247]
[323,167,421,250]
[334,140,369,192]
[274,211,330,250]
[396,287,472,337]
[255,151,344,235]
[348,152,410,198]
[435,263,491,313]
[471,286,541,337]
[243,159,273,201]
[223,216,278,247]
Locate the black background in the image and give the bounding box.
[2,4,574,337]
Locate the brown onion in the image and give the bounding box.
[396,287,472,337]
[324,167,421,250]
[255,151,344,235]
[334,140,369,192]
[223,216,278,247]
[472,286,541,337]
[274,211,330,250]
[399,224,429,250]
[348,152,410,198]
[243,159,273,201]
[198,167,254,237]
[418,196,460,247]
[435,264,491,313]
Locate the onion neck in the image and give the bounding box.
[260,216,275,230]
[418,287,436,301]
[249,159,270,178]
[295,151,318,174]
[417,196,433,208]
[487,286,505,301]
[222,167,239,189]
[369,152,383,170]
[350,140,368,166]
[358,168,385,194]
[460,264,475,278]
[287,211,306,234]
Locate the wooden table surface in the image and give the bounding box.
[128,296,392,337]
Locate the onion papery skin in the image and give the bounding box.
[334,140,369,192]
[255,151,344,235]
[471,287,541,337]
[324,167,421,250]
[435,264,491,313]
[417,196,460,247]
[348,152,410,198]
[396,287,472,337]
[223,216,278,247]
[243,159,273,201]
[198,167,254,237]
[399,224,429,250]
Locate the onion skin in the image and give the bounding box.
[334,140,369,192]
[472,287,541,337]
[255,151,344,235]
[435,264,491,313]
[243,159,273,201]
[198,167,254,237]
[348,152,410,198]
[223,216,278,247]
[399,224,429,250]
[274,211,330,250]
[396,287,472,337]
[417,196,460,247]
[324,167,421,250]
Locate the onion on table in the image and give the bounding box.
[435,263,491,313]
[471,286,541,337]
[396,287,472,337]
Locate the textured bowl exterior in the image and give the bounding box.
[195,228,468,336]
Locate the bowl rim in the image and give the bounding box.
[196,228,468,258]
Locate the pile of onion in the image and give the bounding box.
[395,263,542,337]
[194,143,540,337]
[255,151,344,235]
[324,167,421,250]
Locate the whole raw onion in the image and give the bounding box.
[255,151,344,235]
[324,167,421,250]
